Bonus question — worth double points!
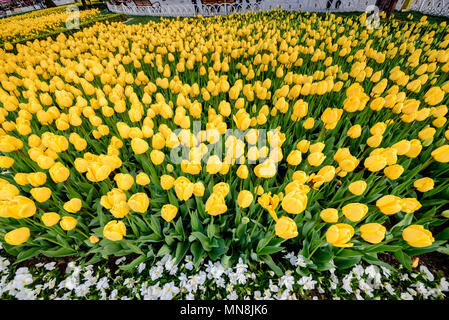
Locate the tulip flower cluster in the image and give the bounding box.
[0,10,448,273]
[0,7,101,46]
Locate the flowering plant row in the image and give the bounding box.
[0,10,448,274]
[0,7,101,46]
[1,244,447,300]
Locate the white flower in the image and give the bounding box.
[226,290,238,300]
[115,257,127,265]
[110,289,119,300]
[381,266,391,278]
[44,262,57,271]
[184,255,194,271]
[237,273,247,285]
[96,277,109,291]
[269,280,279,293]
[284,252,296,266]
[279,275,295,290]
[401,292,413,300]
[352,265,364,279]
[216,277,225,288]
[383,282,396,296]
[399,273,409,281]
[295,254,308,267]
[419,266,434,282]
[165,257,176,272]
[298,275,316,290]
[355,289,364,300]
[439,278,449,292]
[65,276,78,291]
[75,283,90,297]
[138,262,146,274]
[235,258,248,274]
[149,265,164,281]
[342,274,353,294]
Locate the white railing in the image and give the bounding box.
[106,0,449,18]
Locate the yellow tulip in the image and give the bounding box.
[360,223,386,244]
[5,227,30,246]
[161,204,178,222]
[103,220,126,241]
[60,216,77,231]
[205,192,227,216]
[320,208,339,223]
[41,212,60,227]
[128,193,149,213]
[237,190,253,208]
[275,216,298,239]
[402,225,434,247]
[63,198,82,213]
[326,223,354,247]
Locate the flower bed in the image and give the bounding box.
[0,244,448,300]
[0,6,104,46]
[0,10,448,287]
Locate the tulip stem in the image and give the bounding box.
[75,228,89,238]
[336,193,350,210]
[37,236,66,247]
[185,200,193,217]
[249,209,264,239]
[308,240,325,259]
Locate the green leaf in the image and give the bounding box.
[124,240,143,254]
[14,247,40,264]
[208,238,227,260]
[191,241,205,268]
[362,254,395,272]
[42,247,77,258]
[435,227,449,240]
[191,231,212,252]
[190,210,202,232]
[119,254,146,271]
[393,250,412,270]
[156,244,171,257]
[207,222,216,239]
[174,218,185,239]
[149,215,162,236]
[334,256,362,269]
[260,255,283,276]
[257,245,284,256]
[175,242,190,265]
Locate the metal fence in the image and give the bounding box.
[105,0,449,18]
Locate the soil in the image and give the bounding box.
[378,251,449,277]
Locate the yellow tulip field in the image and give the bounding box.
[0,10,449,275]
